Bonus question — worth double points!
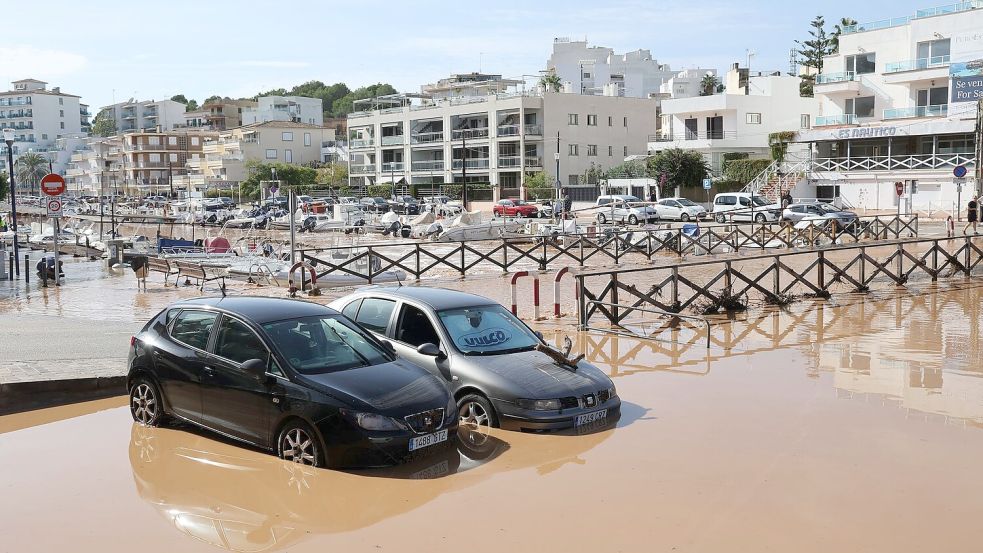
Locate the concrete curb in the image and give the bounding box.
[0,376,127,416]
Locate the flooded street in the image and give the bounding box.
[2,279,982,552]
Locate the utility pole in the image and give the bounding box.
[461,133,468,211]
[555,131,561,216]
[168,162,173,198]
[3,130,20,276]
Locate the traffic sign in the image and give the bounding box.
[702,178,712,190]
[46,197,63,218]
[895,181,904,196]
[40,173,66,196]
[953,165,968,178]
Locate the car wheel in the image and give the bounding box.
[754,213,766,223]
[597,213,607,224]
[715,213,726,224]
[277,420,327,467]
[628,214,638,225]
[129,377,164,427]
[458,394,498,428]
[680,213,690,222]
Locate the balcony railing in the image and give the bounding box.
[412,131,444,144]
[883,105,948,119]
[524,124,543,136]
[412,160,445,171]
[649,130,738,142]
[451,128,489,140]
[814,114,858,126]
[497,124,520,137]
[2,110,33,119]
[843,1,983,34]
[351,138,375,149]
[350,164,375,174]
[885,55,951,73]
[813,152,975,172]
[498,156,522,168]
[381,162,405,172]
[451,158,490,170]
[0,98,31,106]
[525,156,543,167]
[816,72,857,84]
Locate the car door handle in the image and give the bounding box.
[203,366,214,374]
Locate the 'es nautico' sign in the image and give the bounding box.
[834,126,899,139]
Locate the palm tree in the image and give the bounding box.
[831,18,858,53]
[700,74,720,96]
[539,70,562,93]
[15,152,49,195]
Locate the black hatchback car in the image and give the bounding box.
[126,296,458,468]
[388,195,420,215]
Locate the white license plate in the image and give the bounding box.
[576,409,607,426]
[409,429,448,451]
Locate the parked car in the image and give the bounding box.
[653,197,708,221]
[712,192,781,223]
[126,296,459,468]
[533,199,555,218]
[594,195,660,225]
[782,201,859,229]
[359,196,390,213]
[423,195,464,217]
[329,287,620,431]
[492,198,540,218]
[389,195,420,215]
[338,196,358,205]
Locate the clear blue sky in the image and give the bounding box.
[1,0,936,110]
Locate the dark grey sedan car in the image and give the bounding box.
[329,287,619,431]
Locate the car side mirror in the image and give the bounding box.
[417,342,445,359]
[241,358,267,382]
[381,340,397,355]
[534,331,545,342]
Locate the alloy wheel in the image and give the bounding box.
[131,383,158,425]
[281,428,318,465]
[460,401,491,427]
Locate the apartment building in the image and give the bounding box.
[658,68,721,100]
[118,130,216,195]
[202,99,257,130]
[241,96,323,126]
[650,65,819,174]
[186,121,332,191]
[0,78,86,156]
[347,73,656,199]
[794,1,983,209]
[101,98,186,133]
[546,39,676,98]
[65,137,123,195]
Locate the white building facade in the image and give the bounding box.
[546,39,677,98]
[0,79,87,161]
[795,1,983,210]
[241,96,323,126]
[101,99,186,133]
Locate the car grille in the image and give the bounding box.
[404,408,444,434]
[580,393,599,409]
[559,397,580,409]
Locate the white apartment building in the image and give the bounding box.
[65,137,123,196]
[101,98,186,133]
[0,79,86,156]
[347,74,656,199]
[658,68,721,100]
[650,65,820,174]
[546,39,677,98]
[241,96,323,126]
[794,1,983,209]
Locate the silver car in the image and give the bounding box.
[329,287,620,431]
[782,202,859,230]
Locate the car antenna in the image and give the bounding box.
[394,271,403,287]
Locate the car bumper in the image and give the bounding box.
[324,420,460,468]
[494,397,622,431]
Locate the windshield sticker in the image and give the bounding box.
[458,328,512,348]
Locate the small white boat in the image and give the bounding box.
[431,211,523,242]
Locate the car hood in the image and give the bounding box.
[296,359,449,415]
[459,348,612,398]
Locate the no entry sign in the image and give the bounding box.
[895,181,904,196]
[41,173,66,196]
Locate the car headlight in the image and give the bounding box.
[344,411,408,431]
[444,395,459,424]
[516,398,562,410]
[606,386,617,400]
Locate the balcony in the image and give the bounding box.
[814,114,858,126]
[813,152,976,172]
[412,160,444,171]
[351,138,375,149]
[381,162,405,172]
[815,72,863,95]
[144,112,158,118]
[843,1,983,34]
[350,164,375,174]
[451,158,490,170]
[411,131,444,144]
[650,130,738,142]
[885,55,950,74]
[498,156,521,168]
[525,156,543,167]
[816,72,856,84]
[883,105,948,119]
[497,125,520,137]
[451,128,489,140]
[524,125,543,137]
[381,135,405,146]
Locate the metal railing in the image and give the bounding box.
[452,128,489,140]
[497,124,520,137]
[381,135,405,146]
[524,124,543,136]
[813,152,976,171]
[526,156,544,167]
[350,138,375,149]
[649,130,738,142]
[411,131,444,144]
[816,72,857,85]
[411,160,444,171]
[814,114,858,126]
[350,164,375,174]
[585,301,712,349]
[843,1,983,34]
[451,158,490,170]
[885,55,951,73]
[498,156,522,168]
[381,162,405,172]
[883,105,948,119]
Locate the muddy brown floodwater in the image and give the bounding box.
[2,280,983,552]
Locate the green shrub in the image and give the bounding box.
[722,159,772,185]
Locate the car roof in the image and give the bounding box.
[353,286,498,311]
[171,296,337,324]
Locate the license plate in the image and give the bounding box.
[410,460,449,480]
[409,429,448,451]
[576,409,607,426]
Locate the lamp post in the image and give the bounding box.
[3,129,20,276]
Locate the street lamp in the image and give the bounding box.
[3,128,20,276]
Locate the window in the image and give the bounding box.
[568,144,579,156]
[684,118,698,139]
[60,122,65,129]
[59,98,63,105]
[59,109,64,117]
[916,39,950,64]
[608,116,613,126]
[845,96,875,118]
[149,154,161,162]
[845,53,876,75]
[623,116,628,127]
[396,305,440,347]
[262,316,391,374]
[916,86,948,107]
[169,153,178,162]
[623,146,628,157]
[437,304,541,355]
[715,195,737,206]
[41,134,47,140]
[170,310,218,351]
[582,72,591,79]
[587,114,597,126]
[801,114,811,129]
[304,132,311,146]
[191,137,199,146]
[746,113,762,124]
[282,131,293,141]
[568,114,579,125]
[149,136,160,145]
[265,149,277,159]
[608,145,613,156]
[587,144,598,156]
[354,298,396,334]
[739,197,751,207]
[168,136,177,145]
[568,174,580,186]
[213,316,268,365]
[285,149,293,163]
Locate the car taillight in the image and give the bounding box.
[130,336,136,347]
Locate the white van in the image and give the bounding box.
[712,192,781,223]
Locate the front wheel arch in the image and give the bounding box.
[273,416,330,467]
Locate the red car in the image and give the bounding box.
[493,198,540,218]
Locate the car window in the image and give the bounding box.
[739,197,751,206]
[262,315,392,374]
[751,196,770,207]
[678,199,697,207]
[341,298,362,319]
[717,196,736,206]
[395,304,441,347]
[354,298,396,334]
[437,304,540,355]
[598,198,611,205]
[791,206,804,213]
[213,316,268,365]
[170,310,219,351]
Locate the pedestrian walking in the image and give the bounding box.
[964,195,979,235]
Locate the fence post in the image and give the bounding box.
[931,239,938,281]
[578,236,584,267]
[896,243,903,285]
[859,247,866,290]
[613,234,620,265]
[671,266,679,309]
[366,246,374,284]
[540,239,548,271]
[966,236,972,276]
[502,238,509,273]
[773,256,780,296]
[817,250,826,291]
[724,261,732,296]
[460,242,466,277]
[415,244,421,280]
[577,276,587,329]
[611,273,620,325]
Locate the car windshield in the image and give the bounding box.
[437,304,540,355]
[624,196,641,203]
[513,200,528,205]
[262,315,393,374]
[751,195,771,207]
[677,199,698,207]
[817,203,839,213]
